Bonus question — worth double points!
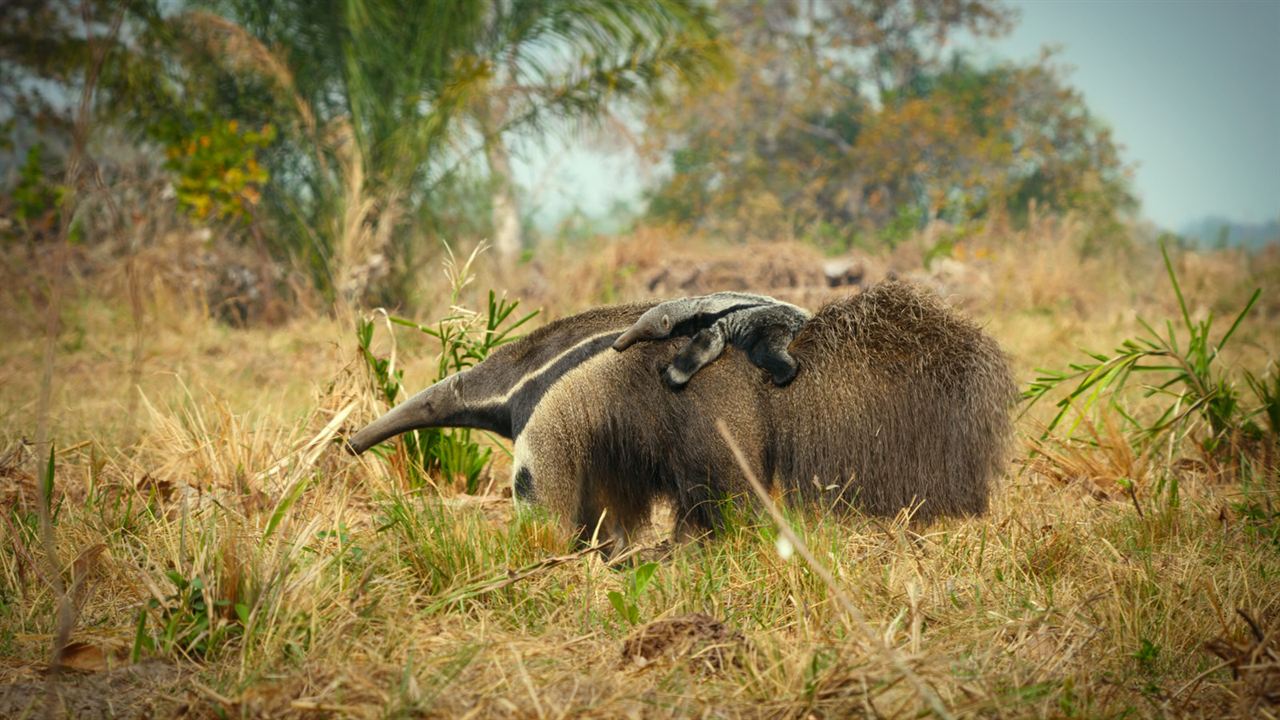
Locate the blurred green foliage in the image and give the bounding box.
[2,0,724,301]
[2,0,1142,296]
[8,144,66,239]
[645,2,1136,248]
[160,118,274,223]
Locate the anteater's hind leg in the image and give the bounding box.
[749,326,800,386]
[663,325,726,388]
[575,481,648,560]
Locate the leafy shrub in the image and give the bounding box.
[161,118,274,223]
[1025,240,1274,490]
[4,143,70,243]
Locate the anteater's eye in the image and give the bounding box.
[661,314,671,331]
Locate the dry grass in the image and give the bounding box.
[0,220,1278,718]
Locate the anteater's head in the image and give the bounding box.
[345,302,655,454]
[611,306,674,351]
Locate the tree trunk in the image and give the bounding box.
[479,75,522,268]
[485,127,522,267]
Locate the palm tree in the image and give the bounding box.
[180,0,724,297]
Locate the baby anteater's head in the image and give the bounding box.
[611,306,673,350]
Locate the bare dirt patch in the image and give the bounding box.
[0,661,193,719]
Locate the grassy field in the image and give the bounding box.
[1,221,1277,718]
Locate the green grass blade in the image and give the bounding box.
[1216,287,1260,352]
[263,474,311,542]
[1160,238,1194,338]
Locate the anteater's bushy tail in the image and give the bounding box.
[773,281,1017,522]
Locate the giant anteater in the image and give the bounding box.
[347,281,1016,549]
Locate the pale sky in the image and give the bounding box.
[515,0,1280,233]
[989,0,1280,230]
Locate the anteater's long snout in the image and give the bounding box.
[611,326,644,351]
[345,374,460,454]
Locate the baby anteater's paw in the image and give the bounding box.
[662,365,691,389]
[769,362,799,386]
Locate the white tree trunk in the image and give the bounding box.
[485,128,522,267]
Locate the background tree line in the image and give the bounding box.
[643,2,1133,250]
[2,0,1133,309]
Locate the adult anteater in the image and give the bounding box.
[347,281,1016,550]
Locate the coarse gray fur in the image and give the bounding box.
[345,282,1016,553]
[612,292,812,387]
[662,302,811,387]
[610,291,779,352]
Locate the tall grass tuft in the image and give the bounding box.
[1024,239,1273,494]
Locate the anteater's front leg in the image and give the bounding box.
[750,326,800,386]
[662,324,726,388]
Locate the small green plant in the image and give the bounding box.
[1132,637,1160,671]
[1244,366,1280,444]
[40,445,59,523]
[133,570,248,660]
[1024,240,1270,477]
[607,561,659,627]
[312,524,366,565]
[357,245,537,492]
[2,447,60,548]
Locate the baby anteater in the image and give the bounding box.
[611,292,812,387]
